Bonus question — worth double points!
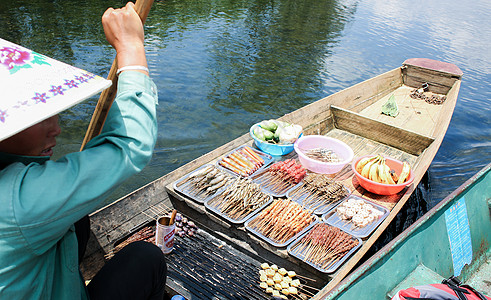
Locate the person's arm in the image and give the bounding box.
[11,3,158,253]
[102,2,149,76]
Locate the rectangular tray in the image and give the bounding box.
[216,145,273,177]
[250,168,301,198]
[287,222,362,274]
[244,209,318,248]
[286,181,351,215]
[173,164,235,204]
[205,192,273,225]
[322,194,390,238]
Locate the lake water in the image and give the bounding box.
[1,0,489,214]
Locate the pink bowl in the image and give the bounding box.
[294,135,354,174]
[351,155,414,195]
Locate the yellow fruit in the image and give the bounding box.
[385,164,396,184]
[361,158,376,178]
[397,162,411,184]
[356,156,377,174]
[368,157,382,182]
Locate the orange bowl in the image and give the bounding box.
[351,155,414,195]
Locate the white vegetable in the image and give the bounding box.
[277,124,303,144]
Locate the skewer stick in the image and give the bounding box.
[297,286,315,296]
[294,274,316,282]
[300,284,321,291]
[141,211,158,221]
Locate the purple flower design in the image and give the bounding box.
[0,46,31,70]
[0,110,8,123]
[49,85,66,96]
[75,75,88,83]
[32,92,50,103]
[83,72,95,79]
[64,79,79,89]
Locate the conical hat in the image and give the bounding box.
[0,38,111,142]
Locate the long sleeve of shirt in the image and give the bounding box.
[0,71,158,299]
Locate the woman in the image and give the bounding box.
[0,3,167,299]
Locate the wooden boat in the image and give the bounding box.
[323,162,491,299]
[81,58,463,299]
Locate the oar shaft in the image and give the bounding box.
[80,0,155,150]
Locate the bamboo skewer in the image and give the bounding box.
[141,211,158,221]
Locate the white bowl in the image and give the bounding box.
[294,135,354,174]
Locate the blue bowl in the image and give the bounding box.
[249,124,299,156]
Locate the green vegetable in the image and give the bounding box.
[254,126,274,141]
[259,119,278,132]
[253,119,302,144]
[253,126,266,141]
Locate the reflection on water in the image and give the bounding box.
[1,0,489,211]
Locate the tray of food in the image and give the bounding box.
[217,145,273,177]
[205,177,273,224]
[244,199,318,248]
[286,173,351,215]
[173,164,236,204]
[322,194,389,238]
[250,159,307,197]
[287,222,361,273]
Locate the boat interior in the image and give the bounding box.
[82,59,463,299]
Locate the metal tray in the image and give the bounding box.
[287,222,362,273]
[205,192,273,225]
[173,164,235,204]
[216,145,273,177]
[286,181,351,215]
[244,209,318,248]
[322,194,390,238]
[250,167,302,198]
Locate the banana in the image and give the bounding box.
[385,164,396,184]
[397,162,411,184]
[368,156,382,182]
[377,157,389,184]
[361,158,376,178]
[356,156,377,174]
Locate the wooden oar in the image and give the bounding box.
[80,0,155,150]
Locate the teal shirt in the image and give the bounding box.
[0,72,158,299]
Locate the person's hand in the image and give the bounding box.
[102,2,148,74]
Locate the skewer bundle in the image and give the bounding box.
[207,177,270,221]
[218,146,265,176]
[335,197,384,228]
[176,165,234,199]
[258,263,316,299]
[290,223,359,270]
[247,199,314,244]
[105,226,155,259]
[302,147,341,163]
[252,159,307,194]
[288,173,348,211]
